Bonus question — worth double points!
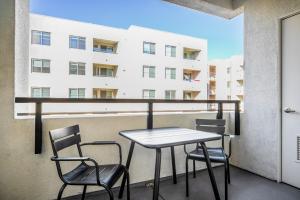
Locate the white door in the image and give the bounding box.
[282,13,300,188]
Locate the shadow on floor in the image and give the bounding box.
[64,166,300,200]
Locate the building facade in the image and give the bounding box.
[29,14,208,102]
[208,55,244,110]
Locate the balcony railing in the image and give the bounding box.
[93,47,116,54]
[15,97,240,154]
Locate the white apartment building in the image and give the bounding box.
[29,14,207,104]
[208,55,244,110]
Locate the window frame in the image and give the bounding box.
[143,89,155,99]
[31,58,50,73]
[69,88,85,98]
[143,41,156,55]
[69,62,86,75]
[165,90,176,100]
[143,65,156,78]
[165,67,176,80]
[165,45,176,57]
[31,87,50,98]
[31,30,51,46]
[69,35,86,50]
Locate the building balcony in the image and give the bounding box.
[92,88,118,99]
[93,38,118,54]
[93,63,118,78]
[183,47,201,60]
[183,90,200,100]
[209,89,216,95]
[183,68,201,82]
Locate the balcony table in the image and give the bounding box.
[118,127,222,200]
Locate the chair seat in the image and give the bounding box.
[188,147,227,163]
[63,164,125,187]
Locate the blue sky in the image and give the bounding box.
[30,0,244,60]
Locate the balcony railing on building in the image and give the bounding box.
[183,68,201,82]
[183,47,200,60]
[93,64,118,77]
[93,38,118,54]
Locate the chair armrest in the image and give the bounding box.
[184,143,199,155]
[224,134,235,158]
[51,156,90,162]
[80,141,122,164]
[224,133,235,138]
[51,156,101,184]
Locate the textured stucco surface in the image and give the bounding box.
[230,0,300,181]
[164,0,243,19]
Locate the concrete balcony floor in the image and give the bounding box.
[65,166,300,200]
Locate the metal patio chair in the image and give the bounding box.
[185,119,233,200]
[49,125,130,200]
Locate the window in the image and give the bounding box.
[69,88,85,98]
[143,42,155,54]
[31,59,50,73]
[100,68,113,77]
[94,67,114,77]
[165,90,176,100]
[165,68,176,79]
[165,45,176,57]
[31,30,50,45]
[69,35,86,49]
[227,67,231,74]
[31,87,50,98]
[69,62,85,75]
[143,89,155,99]
[143,66,155,78]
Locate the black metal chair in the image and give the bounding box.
[49,125,130,200]
[184,119,233,200]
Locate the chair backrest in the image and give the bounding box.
[49,125,82,157]
[196,119,226,148]
[195,119,226,135]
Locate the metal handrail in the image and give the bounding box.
[15,97,240,154]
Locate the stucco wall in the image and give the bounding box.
[230,0,300,181]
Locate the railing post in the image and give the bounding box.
[216,102,223,119]
[235,102,240,135]
[147,102,153,129]
[35,102,43,154]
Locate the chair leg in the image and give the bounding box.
[193,160,196,178]
[57,184,67,200]
[126,170,130,200]
[227,158,231,184]
[185,157,189,197]
[224,161,228,200]
[105,187,114,200]
[81,185,87,200]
